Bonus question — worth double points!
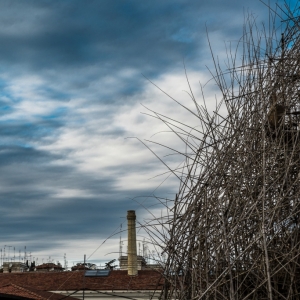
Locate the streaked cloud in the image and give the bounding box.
[0,0,284,266]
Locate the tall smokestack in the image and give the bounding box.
[127,210,137,276]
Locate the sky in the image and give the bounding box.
[0,0,293,269]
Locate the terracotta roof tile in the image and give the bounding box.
[0,283,77,299]
[0,270,164,291]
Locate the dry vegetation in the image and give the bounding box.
[144,2,300,299]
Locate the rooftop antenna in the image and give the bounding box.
[119,223,123,257]
[64,253,68,271]
[13,247,15,262]
[24,246,26,262]
[5,245,12,262]
[142,238,147,259]
[8,246,12,262]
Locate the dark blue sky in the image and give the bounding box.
[0,0,290,268]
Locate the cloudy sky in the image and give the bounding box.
[0,0,291,268]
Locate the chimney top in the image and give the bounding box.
[127,210,136,220]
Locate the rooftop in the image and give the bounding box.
[0,270,164,291]
[0,283,78,300]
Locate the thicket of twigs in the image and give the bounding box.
[145,2,300,299]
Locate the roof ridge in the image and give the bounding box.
[8,283,44,299]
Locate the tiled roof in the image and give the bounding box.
[71,264,91,271]
[36,263,63,270]
[0,283,77,299]
[0,270,164,291]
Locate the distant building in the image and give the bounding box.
[119,255,147,270]
[119,256,162,271]
[3,262,27,273]
[35,262,63,272]
[71,263,96,271]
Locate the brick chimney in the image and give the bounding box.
[127,210,138,276]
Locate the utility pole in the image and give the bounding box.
[119,223,122,257]
[83,254,86,300]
